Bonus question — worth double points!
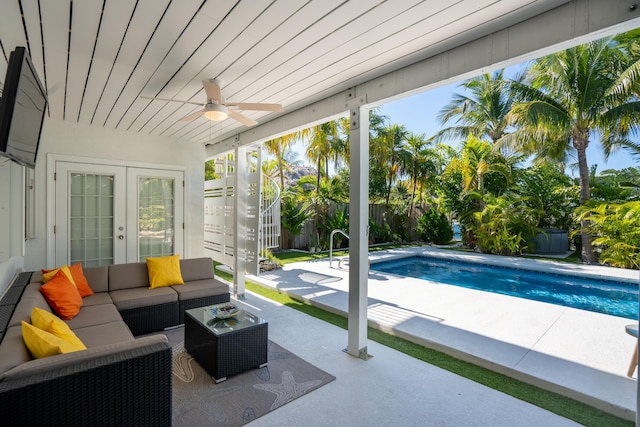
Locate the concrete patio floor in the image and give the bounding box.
[243,247,638,423]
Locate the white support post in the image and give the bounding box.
[233,146,248,299]
[347,106,370,359]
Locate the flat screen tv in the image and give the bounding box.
[0,46,48,168]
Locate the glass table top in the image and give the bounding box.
[185,303,266,335]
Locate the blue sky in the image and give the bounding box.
[376,75,636,178]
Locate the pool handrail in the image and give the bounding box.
[329,229,349,268]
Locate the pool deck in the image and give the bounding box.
[252,247,638,420]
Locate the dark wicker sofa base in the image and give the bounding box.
[0,337,172,427]
[120,301,181,336]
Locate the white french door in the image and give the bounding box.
[55,162,183,266]
[127,168,184,262]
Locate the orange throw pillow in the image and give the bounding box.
[40,269,83,320]
[41,265,77,287]
[68,263,94,297]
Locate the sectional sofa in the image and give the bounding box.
[0,257,230,426]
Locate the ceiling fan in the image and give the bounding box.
[141,79,283,126]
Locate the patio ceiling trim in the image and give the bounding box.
[205,0,640,157]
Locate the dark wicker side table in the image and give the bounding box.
[184,304,268,382]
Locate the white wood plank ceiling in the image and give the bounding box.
[0,0,571,145]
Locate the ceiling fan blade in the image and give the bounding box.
[202,79,222,103]
[228,110,258,127]
[180,109,205,122]
[226,102,283,112]
[140,96,203,106]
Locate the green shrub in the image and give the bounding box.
[475,223,526,256]
[417,209,454,244]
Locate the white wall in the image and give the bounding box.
[0,159,25,296]
[21,118,205,271]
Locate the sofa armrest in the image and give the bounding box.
[0,335,172,426]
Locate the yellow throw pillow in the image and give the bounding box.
[146,254,184,289]
[42,265,77,287]
[31,307,86,351]
[22,321,79,359]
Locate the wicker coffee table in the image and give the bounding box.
[184,304,268,382]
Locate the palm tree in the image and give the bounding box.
[435,69,516,144]
[501,36,640,263]
[445,136,514,246]
[374,123,409,206]
[305,120,344,188]
[304,119,347,244]
[264,131,307,190]
[456,136,512,194]
[398,132,436,218]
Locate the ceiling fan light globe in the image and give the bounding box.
[204,103,228,121]
[204,110,228,121]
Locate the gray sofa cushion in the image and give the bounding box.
[73,321,134,347]
[29,272,43,283]
[8,283,50,328]
[83,265,109,293]
[81,292,113,307]
[63,303,123,330]
[109,286,178,311]
[0,326,31,375]
[108,262,149,291]
[171,278,229,301]
[180,257,214,281]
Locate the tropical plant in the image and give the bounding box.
[441,135,514,247]
[472,194,538,255]
[280,188,312,249]
[369,162,390,202]
[323,208,350,248]
[501,36,640,263]
[589,166,637,202]
[204,159,218,181]
[576,201,640,268]
[259,248,283,270]
[416,208,453,244]
[512,165,579,230]
[456,135,512,195]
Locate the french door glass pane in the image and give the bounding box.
[69,173,114,267]
[138,177,175,261]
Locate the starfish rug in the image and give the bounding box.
[166,328,336,426]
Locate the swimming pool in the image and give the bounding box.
[372,256,639,319]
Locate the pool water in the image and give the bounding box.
[372,256,639,319]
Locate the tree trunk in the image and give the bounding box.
[409,169,417,219]
[575,140,598,263]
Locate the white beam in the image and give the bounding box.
[347,106,370,359]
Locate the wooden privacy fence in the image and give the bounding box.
[289,203,390,250]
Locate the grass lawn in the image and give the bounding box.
[214,249,634,426]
